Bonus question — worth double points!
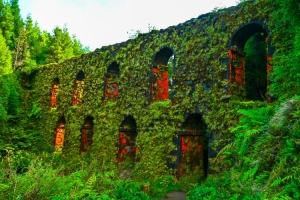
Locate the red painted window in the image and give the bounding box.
[228,47,245,84]
[117,131,138,163]
[151,47,174,103]
[104,77,119,100]
[80,118,93,153]
[50,81,59,108]
[72,80,84,106]
[55,121,65,152]
[104,62,120,102]
[152,67,169,102]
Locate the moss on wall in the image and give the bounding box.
[32,0,271,180]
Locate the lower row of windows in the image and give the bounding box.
[53,114,207,177]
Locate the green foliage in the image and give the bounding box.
[269,0,300,101]
[244,32,267,101]
[25,15,48,65]
[1,1,299,199]
[72,34,90,56]
[45,26,75,64]
[7,81,19,115]
[231,106,273,156]
[0,153,151,199]
[114,179,149,199]
[188,98,300,199]
[149,175,181,198]
[0,32,12,75]
[0,0,15,50]
[10,0,23,39]
[28,103,42,119]
[27,0,274,195]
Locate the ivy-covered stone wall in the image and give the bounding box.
[33,1,271,180]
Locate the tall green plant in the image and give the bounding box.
[0,32,12,75]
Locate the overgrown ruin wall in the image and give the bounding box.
[32,0,273,180]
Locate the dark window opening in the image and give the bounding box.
[244,33,267,101]
[50,78,59,108]
[117,116,138,165]
[104,62,120,102]
[151,47,174,102]
[54,116,66,153]
[80,116,94,153]
[72,71,85,106]
[228,22,269,101]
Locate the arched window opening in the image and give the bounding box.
[104,62,120,102]
[54,116,66,153]
[50,78,59,108]
[177,114,207,179]
[117,116,138,165]
[80,116,94,153]
[228,22,272,101]
[72,71,85,106]
[244,33,267,101]
[151,47,174,102]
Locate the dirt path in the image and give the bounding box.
[159,191,187,200]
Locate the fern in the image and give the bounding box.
[244,129,260,137]
[215,143,234,160]
[242,165,259,182]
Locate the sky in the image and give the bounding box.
[19,0,238,51]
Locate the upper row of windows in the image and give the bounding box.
[50,47,175,108]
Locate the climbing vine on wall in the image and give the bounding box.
[32,0,271,181]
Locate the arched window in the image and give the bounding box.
[177,114,207,178]
[228,21,274,101]
[80,116,94,153]
[54,116,66,152]
[104,62,120,102]
[151,47,174,102]
[50,78,59,108]
[72,71,85,106]
[117,116,138,164]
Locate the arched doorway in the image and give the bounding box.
[104,62,120,102]
[151,47,175,103]
[80,116,94,153]
[54,116,66,153]
[117,116,138,165]
[72,71,85,106]
[177,114,207,178]
[50,78,59,108]
[228,21,274,101]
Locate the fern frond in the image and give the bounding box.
[215,143,234,161]
[244,129,260,137]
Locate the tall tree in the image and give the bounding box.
[45,25,74,64]
[25,15,47,65]
[0,32,12,75]
[0,0,15,50]
[72,35,89,56]
[10,0,23,39]
[13,26,37,74]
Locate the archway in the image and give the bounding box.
[72,71,85,106]
[50,78,59,108]
[151,47,174,102]
[54,116,66,153]
[117,115,138,165]
[104,62,120,102]
[80,116,94,153]
[177,114,207,178]
[228,21,274,101]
